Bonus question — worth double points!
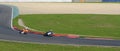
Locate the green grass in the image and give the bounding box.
[0,41,120,51]
[13,14,120,38]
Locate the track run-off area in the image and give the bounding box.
[0,3,120,47]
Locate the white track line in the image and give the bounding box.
[18,18,41,32]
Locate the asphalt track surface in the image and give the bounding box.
[0,5,120,47]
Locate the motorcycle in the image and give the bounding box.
[19,30,28,35]
[43,31,53,37]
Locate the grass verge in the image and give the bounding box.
[0,41,120,51]
[13,14,120,39]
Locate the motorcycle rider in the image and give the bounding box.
[43,30,54,37]
[20,27,29,34]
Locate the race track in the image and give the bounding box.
[0,5,120,46]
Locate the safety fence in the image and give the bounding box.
[0,0,72,2]
[0,0,120,3]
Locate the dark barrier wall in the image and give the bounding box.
[72,0,120,2]
[102,0,120,2]
[72,0,80,2]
